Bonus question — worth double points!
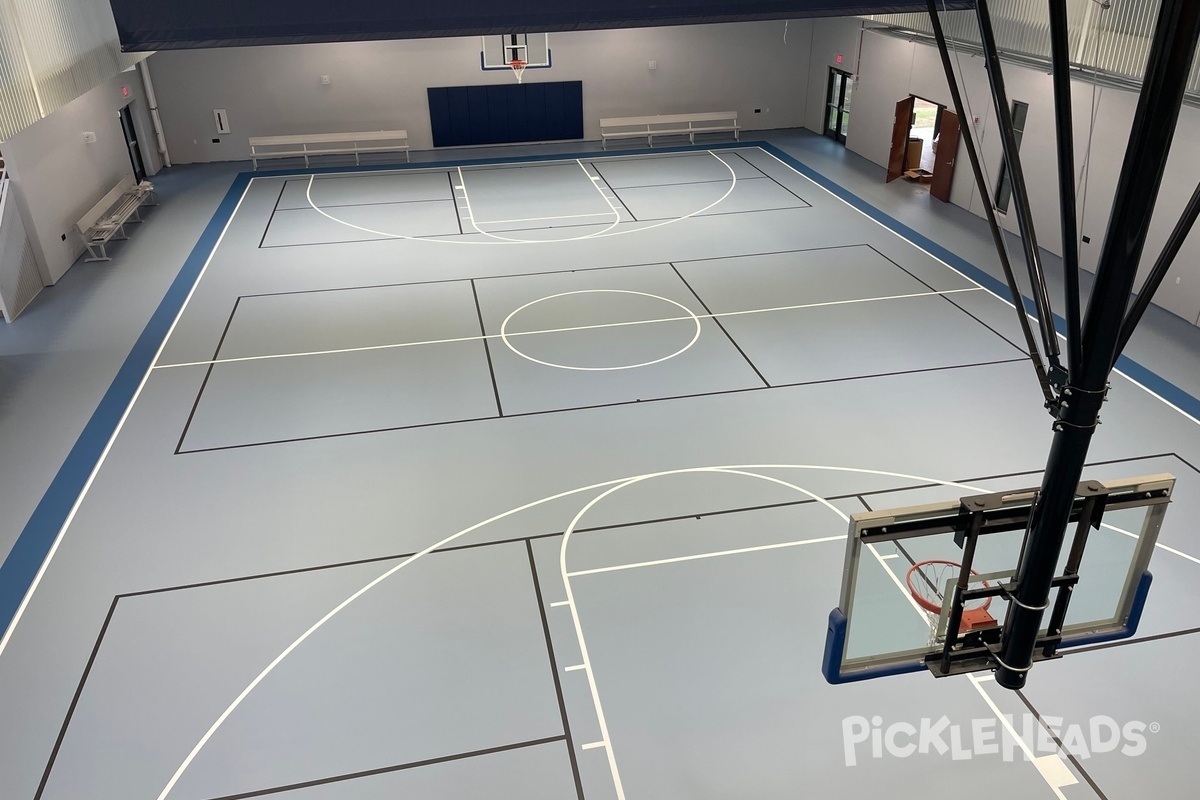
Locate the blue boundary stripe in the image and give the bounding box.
[0,172,253,636]
[754,142,1200,423]
[3,141,1199,640]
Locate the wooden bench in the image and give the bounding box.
[74,176,157,262]
[248,130,410,169]
[599,112,740,149]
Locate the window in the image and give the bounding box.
[994,100,1028,213]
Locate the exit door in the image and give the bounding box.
[119,105,146,184]
[824,68,853,144]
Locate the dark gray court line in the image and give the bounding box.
[1014,690,1110,800]
[727,150,813,207]
[258,181,287,249]
[175,295,244,455]
[447,170,464,236]
[864,243,1032,359]
[33,597,120,800]
[199,736,569,800]
[42,451,1190,797]
[274,196,458,213]
[910,452,1196,490]
[669,262,770,387]
[256,204,811,249]
[471,279,505,417]
[526,540,586,800]
[630,204,809,223]
[586,161,639,221]
[230,243,875,301]
[593,175,759,191]
[1064,625,1200,656]
[175,358,1028,455]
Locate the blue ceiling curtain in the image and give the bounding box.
[109,0,975,51]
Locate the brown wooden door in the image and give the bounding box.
[887,97,915,182]
[930,110,960,202]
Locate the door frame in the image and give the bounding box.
[887,94,948,183]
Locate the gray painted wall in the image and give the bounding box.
[3,70,162,284]
[843,29,1200,326]
[803,17,868,136]
[148,21,815,165]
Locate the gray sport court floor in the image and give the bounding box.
[2,144,1199,799]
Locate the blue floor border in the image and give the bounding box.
[3,141,1199,640]
[754,142,1200,423]
[0,172,253,638]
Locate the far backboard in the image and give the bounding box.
[822,474,1175,683]
[482,33,551,70]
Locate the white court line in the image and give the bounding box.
[549,600,572,608]
[154,464,986,800]
[581,741,608,751]
[303,151,739,245]
[1149,541,1200,566]
[564,664,588,672]
[556,467,869,800]
[499,289,703,372]
[0,179,257,660]
[151,287,985,371]
[565,535,845,578]
[1,147,1189,795]
[1108,523,1200,566]
[150,458,1200,800]
[757,145,1200,429]
[968,673,1071,800]
[474,211,618,225]
[456,163,623,244]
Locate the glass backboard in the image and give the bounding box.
[823,474,1174,683]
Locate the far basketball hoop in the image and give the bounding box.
[481,33,551,77]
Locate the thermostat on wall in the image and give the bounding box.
[214,108,231,135]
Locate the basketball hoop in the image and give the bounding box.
[509,59,528,83]
[905,559,996,639]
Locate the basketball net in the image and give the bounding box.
[509,59,527,84]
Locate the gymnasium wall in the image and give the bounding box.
[845,28,1200,326]
[147,20,814,164]
[1,70,162,283]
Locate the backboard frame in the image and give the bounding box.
[481,33,552,72]
[822,473,1175,684]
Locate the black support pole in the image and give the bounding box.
[1113,178,1200,364]
[1049,0,1083,379]
[974,0,1063,371]
[994,0,1200,691]
[924,0,1054,406]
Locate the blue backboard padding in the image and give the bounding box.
[108,1,975,51]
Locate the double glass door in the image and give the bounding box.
[825,67,853,144]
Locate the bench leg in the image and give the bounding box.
[84,244,110,262]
